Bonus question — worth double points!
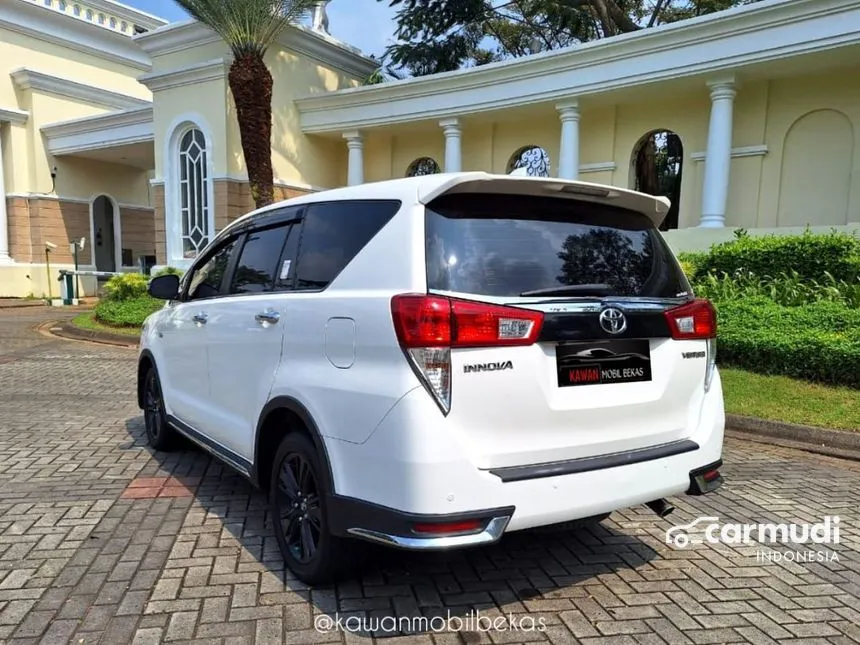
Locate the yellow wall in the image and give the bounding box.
[355,67,860,230]
[1,23,153,199]
[150,37,365,191]
[760,71,860,227]
[55,158,152,205]
[151,78,230,178]
[0,27,151,105]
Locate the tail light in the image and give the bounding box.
[665,299,718,392]
[391,294,543,413]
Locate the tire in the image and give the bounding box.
[270,433,353,585]
[142,366,177,451]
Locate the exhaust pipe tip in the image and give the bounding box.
[646,498,675,518]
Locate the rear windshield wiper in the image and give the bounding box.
[520,284,614,297]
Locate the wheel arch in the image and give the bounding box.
[253,397,335,495]
[137,350,156,409]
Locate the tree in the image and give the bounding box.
[174,0,317,208]
[379,0,762,76]
[556,228,654,295]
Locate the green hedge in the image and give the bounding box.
[693,230,860,282]
[715,297,860,387]
[102,273,149,301]
[94,296,164,328]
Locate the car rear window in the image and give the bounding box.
[424,193,690,299]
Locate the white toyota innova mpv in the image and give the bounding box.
[139,172,725,584]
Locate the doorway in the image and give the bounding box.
[91,195,118,272]
[631,130,684,231]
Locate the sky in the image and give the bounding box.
[122,0,398,59]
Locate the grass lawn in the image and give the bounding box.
[71,312,142,338]
[721,367,860,431]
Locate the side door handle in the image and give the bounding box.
[255,310,280,325]
[192,312,208,325]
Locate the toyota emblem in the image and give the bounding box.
[599,307,627,334]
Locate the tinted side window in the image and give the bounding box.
[294,200,400,290]
[230,224,291,294]
[186,238,237,301]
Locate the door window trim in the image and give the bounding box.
[221,206,305,299]
[226,222,293,298]
[179,235,241,303]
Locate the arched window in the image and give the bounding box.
[178,129,211,259]
[110,17,117,28]
[121,20,128,31]
[98,13,105,24]
[43,0,52,6]
[86,8,93,19]
[630,129,684,230]
[507,145,550,177]
[73,4,81,16]
[58,0,67,10]
[406,157,440,177]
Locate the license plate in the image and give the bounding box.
[556,339,652,387]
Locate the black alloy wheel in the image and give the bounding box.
[276,452,323,563]
[270,434,354,584]
[143,368,175,451]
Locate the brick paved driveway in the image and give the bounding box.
[1,306,859,645]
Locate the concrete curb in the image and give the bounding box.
[40,321,139,349]
[0,300,50,309]
[727,414,860,461]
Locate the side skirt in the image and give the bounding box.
[166,415,254,479]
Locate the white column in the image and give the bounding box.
[0,130,10,264]
[700,78,737,228]
[439,118,462,173]
[556,100,580,180]
[343,131,364,186]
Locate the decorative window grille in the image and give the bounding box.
[406,157,441,176]
[508,145,550,177]
[178,129,211,259]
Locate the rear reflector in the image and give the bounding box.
[412,520,483,535]
[703,469,721,482]
[664,299,717,340]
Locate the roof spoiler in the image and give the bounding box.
[418,172,671,227]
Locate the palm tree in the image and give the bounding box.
[174,0,318,209]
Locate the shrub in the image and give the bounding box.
[693,230,860,283]
[102,273,149,301]
[694,270,860,308]
[716,297,860,387]
[677,251,708,279]
[94,295,164,328]
[153,266,184,278]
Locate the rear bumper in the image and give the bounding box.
[325,371,725,540]
[327,495,514,549]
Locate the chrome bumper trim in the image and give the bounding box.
[347,516,510,550]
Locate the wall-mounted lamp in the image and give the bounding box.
[50,165,58,193]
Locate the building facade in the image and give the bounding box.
[1,0,859,297]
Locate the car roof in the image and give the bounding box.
[225,172,671,233]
